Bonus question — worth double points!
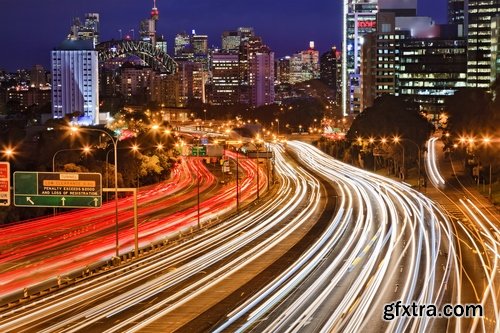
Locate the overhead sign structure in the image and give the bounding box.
[247,151,273,159]
[14,172,102,208]
[0,162,10,206]
[191,146,207,156]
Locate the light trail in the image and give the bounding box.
[426,137,446,186]
[0,144,319,332]
[213,141,457,333]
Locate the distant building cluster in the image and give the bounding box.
[40,1,343,125]
[8,0,499,126]
[342,0,500,119]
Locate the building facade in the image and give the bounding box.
[343,0,378,115]
[51,40,99,124]
[210,53,240,105]
[249,50,275,106]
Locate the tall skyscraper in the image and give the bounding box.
[249,48,275,107]
[210,53,240,105]
[320,46,342,103]
[68,13,100,47]
[342,0,378,115]
[51,40,99,125]
[140,0,160,46]
[174,32,192,59]
[222,31,241,52]
[466,1,500,87]
[192,34,208,56]
[30,65,47,87]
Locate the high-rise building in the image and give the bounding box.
[287,42,320,84]
[51,40,99,125]
[277,57,291,84]
[68,13,100,47]
[210,53,240,105]
[491,16,500,82]
[466,1,500,87]
[360,12,467,118]
[174,32,193,59]
[192,34,208,56]
[140,0,160,46]
[343,0,378,115]
[360,12,402,111]
[249,48,275,106]
[398,33,467,116]
[30,65,47,87]
[448,0,467,34]
[222,31,241,52]
[320,47,342,101]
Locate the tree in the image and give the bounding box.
[347,95,433,145]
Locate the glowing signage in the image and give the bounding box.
[358,21,376,29]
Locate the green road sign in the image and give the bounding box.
[191,146,206,156]
[14,172,102,208]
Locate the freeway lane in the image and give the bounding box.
[0,144,323,332]
[0,154,263,300]
[212,141,457,333]
[1,141,485,333]
[425,137,499,333]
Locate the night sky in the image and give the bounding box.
[0,0,447,72]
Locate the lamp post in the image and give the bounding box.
[249,140,260,200]
[52,147,92,173]
[393,136,421,189]
[275,118,280,136]
[194,138,201,229]
[236,147,240,213]
[482,137,493,200]
[52,146,92,216]
[71,126,120,259]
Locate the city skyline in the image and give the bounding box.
[0,0,446,71]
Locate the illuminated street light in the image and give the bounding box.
[392,136,422,189]
[482,136,493,200]
[52,146,93,172]
[2,147,15,159]
[71,125,121,259]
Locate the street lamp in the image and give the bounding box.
[275,118,280,136]
[193,138,201,228]
[249,140,261,200]
[52,146,92,172]
[131,144,140,188]
[2,147,15,159]
[393,136,421,189]
[71,126,121,259]
[482,136,493,200]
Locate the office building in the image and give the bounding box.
[343,0,378,115]
[68,13,100,47]
[210,53,240,105]
[192,34,208,56]
[448,0,500,87]
[30,65,47,87]
[360,12,467,118]
[51,40,99,125]
[249,48,275,106]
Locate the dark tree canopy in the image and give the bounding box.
[445,88,493,135]
[347,95,434,147]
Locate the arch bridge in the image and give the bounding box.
[96,40,177,74]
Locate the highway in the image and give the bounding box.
[0,154,261,299]
[213,141,457,332]
[425,137,499,333]
[0,143,324,332]
[1,140,496,332]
